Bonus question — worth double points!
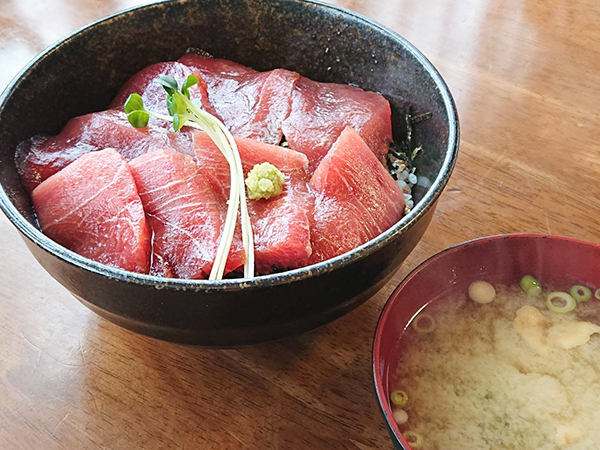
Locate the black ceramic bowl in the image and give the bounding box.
[0,0,458,346]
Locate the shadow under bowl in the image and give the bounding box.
[0,0,458,346]
[373,233,600,449]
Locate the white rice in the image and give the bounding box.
[388,153,417,214]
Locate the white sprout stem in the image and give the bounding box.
[150,113,233,165]
[213,119,254,278]
[193,117,239,280]
[193,111,254,280]
[148,107,255,280]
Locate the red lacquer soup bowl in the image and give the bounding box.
[372,234,600,449]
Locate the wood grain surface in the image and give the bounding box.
[1,0,599,449]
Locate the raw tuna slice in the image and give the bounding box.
[129,149,245,279]
[179,54,299,145]
[308,126,404,264]
[193,132,312,273]
[109,61,218,118]
[17,110,193,193]
[31,148,151,273]
[281,76,393,172]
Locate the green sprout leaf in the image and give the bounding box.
[181,75,199,99]
[166,94,187,116]
[124,93,145,114]
[158,75,179,95]
[127,110,150,128]
[174,96,188,115]
[166,95,176,116]
[172,113,184,132]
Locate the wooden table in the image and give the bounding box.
[1,0,599,448]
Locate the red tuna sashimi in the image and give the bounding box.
[109,61,218,118]
[308,127,404,264]
[17,110,193,193]
[193,132,312,273]
[129,149,245,279]
[179,54,299,145]
[281,76,393,172]
[31,148,151,273]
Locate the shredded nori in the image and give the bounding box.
[385,106,431,176]
[386,155,399,180]
[411,111,433,125]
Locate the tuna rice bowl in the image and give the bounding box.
[16,52,425,281]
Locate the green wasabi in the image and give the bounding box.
[245,162,285,200]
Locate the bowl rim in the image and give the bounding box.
[372,232,600,449]
[0,0,459,292]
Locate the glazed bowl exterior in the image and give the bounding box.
[0,0,459,346]
[373,234,600,449]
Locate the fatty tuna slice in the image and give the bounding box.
[193,132,312,274]
[109,61,218,119]
[17,110,193,193]
[281,76,393,173]
[308,127,404,264]
[31,148,151,273]
[179,54,299,145]
[129,149,245,279]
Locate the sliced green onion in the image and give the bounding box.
[412,313,436,333]
[596,288,600,300]
[520,275,542,296]
[570,285,592,302]
[390,390,408,408]
[404,431,423,448]
[546,291,576,313]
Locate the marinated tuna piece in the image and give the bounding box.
[17,110,193,193]
[130,150,245,278]
[281,76,393,172]
[179,54,299,145]
[308,127,404,264]
[109,61,218,118]
[17,55,408,279]
[193,132,312,273]
[31,148,151,273]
